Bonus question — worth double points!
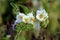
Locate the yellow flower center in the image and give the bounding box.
[31,18,35,21]
[39,14,44,18]
[20,16,23,19]
[25,18,28,23]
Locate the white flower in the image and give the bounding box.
[23,13,35,24]
[36,9,48,21]
[16,12,26,23]
[23,16,30,23]
[27,13,35,24]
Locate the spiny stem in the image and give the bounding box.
[15,30,22,40]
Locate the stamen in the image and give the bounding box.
[25,18,28,23]
[31,18,35,21]
[39,14,44,18]
[20,16,23,19]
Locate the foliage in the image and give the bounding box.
[41,19,49,28]
[15,22,34,32]
[19,5,30,15]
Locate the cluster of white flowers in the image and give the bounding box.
[15,9,48,24]
[15,12,35,24]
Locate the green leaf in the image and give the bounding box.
[19,5,30,15]
[41,19,49,28]
[11,3,19,12]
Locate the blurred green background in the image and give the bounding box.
[0,0,60,40]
